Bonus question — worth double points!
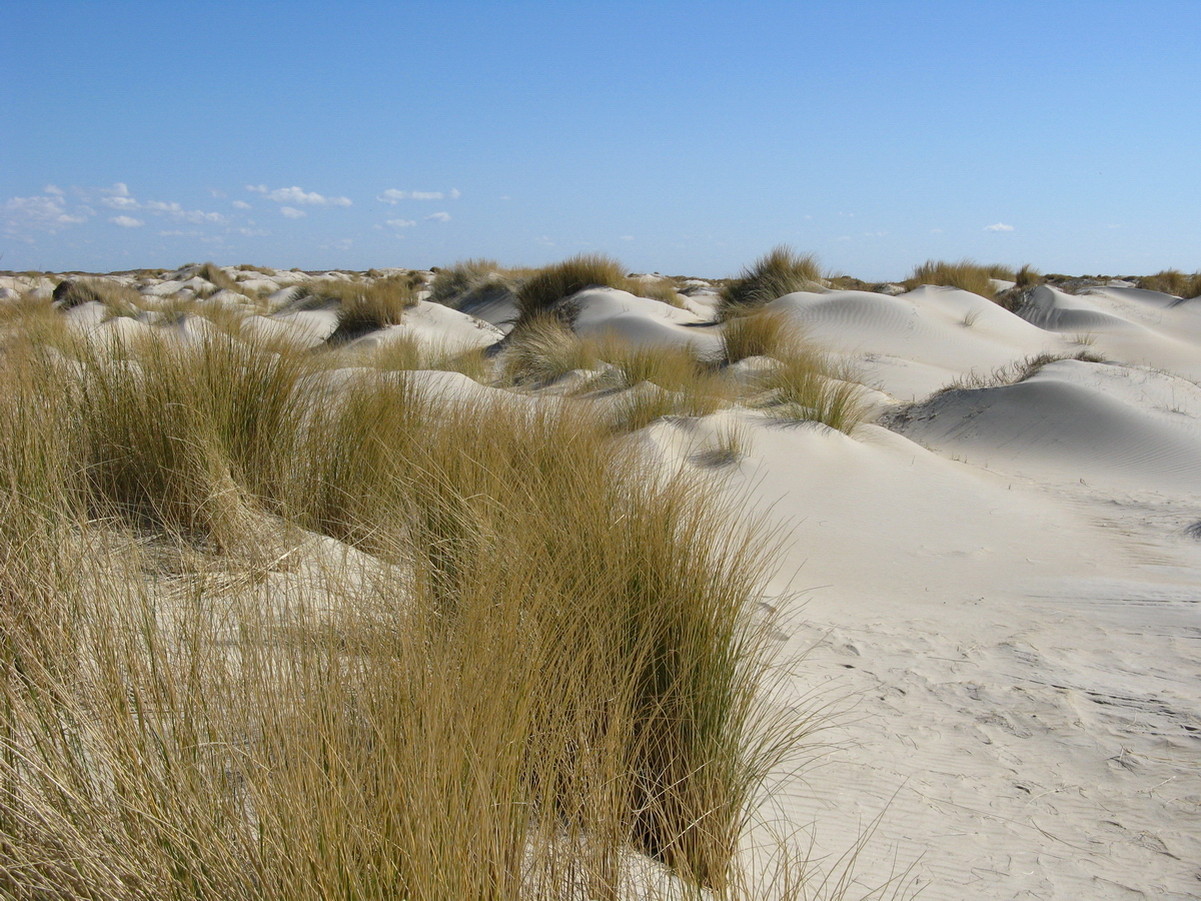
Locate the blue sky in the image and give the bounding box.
[4,0,1198,280]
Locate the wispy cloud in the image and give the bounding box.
[280,206,307,219]
[3,193,92,234]
[109,216,144,228]
[231,200,252,210]
[377,188,461,204]
[425,211,452,223]
[984,222,1015,232]
[103,195,140,210]
[93,187,226,225]
[385,218,417,228]
[247,184,352,206]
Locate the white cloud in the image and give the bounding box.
[234,227,269,237]
[377,188,461,203]
[181,210,225,224]
[930,227,944,234]
[232,200,252,210]
[43,184,64,196]
[425,211,451,223]
[110,215,144,228]
[619,235,635,241]
[103,195,141,210]
[386,218,417,228]
[280,206,307,219]
[984,222,1015,232]
[3,194,91,233]
[104,182,131,198]
[248,184,351,206]
[130,198,225,224]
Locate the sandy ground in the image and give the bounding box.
[641,283,1201,899]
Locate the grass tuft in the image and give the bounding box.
[515,254,629,320]
[429,258,506,306]
[194,261,240,293]
[756,347,869,434]
[1137,269,1201,298]
[301,275,421,341]
[501,312,597,385]
[721,310,802,364]
[905,259,998,299]
[718,247,822,320]
[1015,263,1043,287]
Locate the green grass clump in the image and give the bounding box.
[501,312,598,385]
[1138,269,1201,298]
[756,347,869,434]
[721,310,802,364]
[586,339,730,429]
[1015,263,1043,287]
[718,247,822,320]
[76,332,306,546]
[515,253,628,320]
[52,277,144,317]
[905,259,999,299]
[429,258,506,306]
[628,275,685,307]
[193,261,240,293]
[300,275,420,341]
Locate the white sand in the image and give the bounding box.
[640,285,1201,899]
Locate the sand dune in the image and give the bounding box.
[3,262,1199,899]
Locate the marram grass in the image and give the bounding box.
[0,325,823,900]
[718,247,823,320]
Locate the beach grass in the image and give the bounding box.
[0,323,806,899]
[1137,268,1201,299]
[516,253,630,321]
[905,259,999,299]
[718,247,823,320]
[756,346,870,434]
[721,309,803,364]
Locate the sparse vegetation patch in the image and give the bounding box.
[718,246,823,320]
